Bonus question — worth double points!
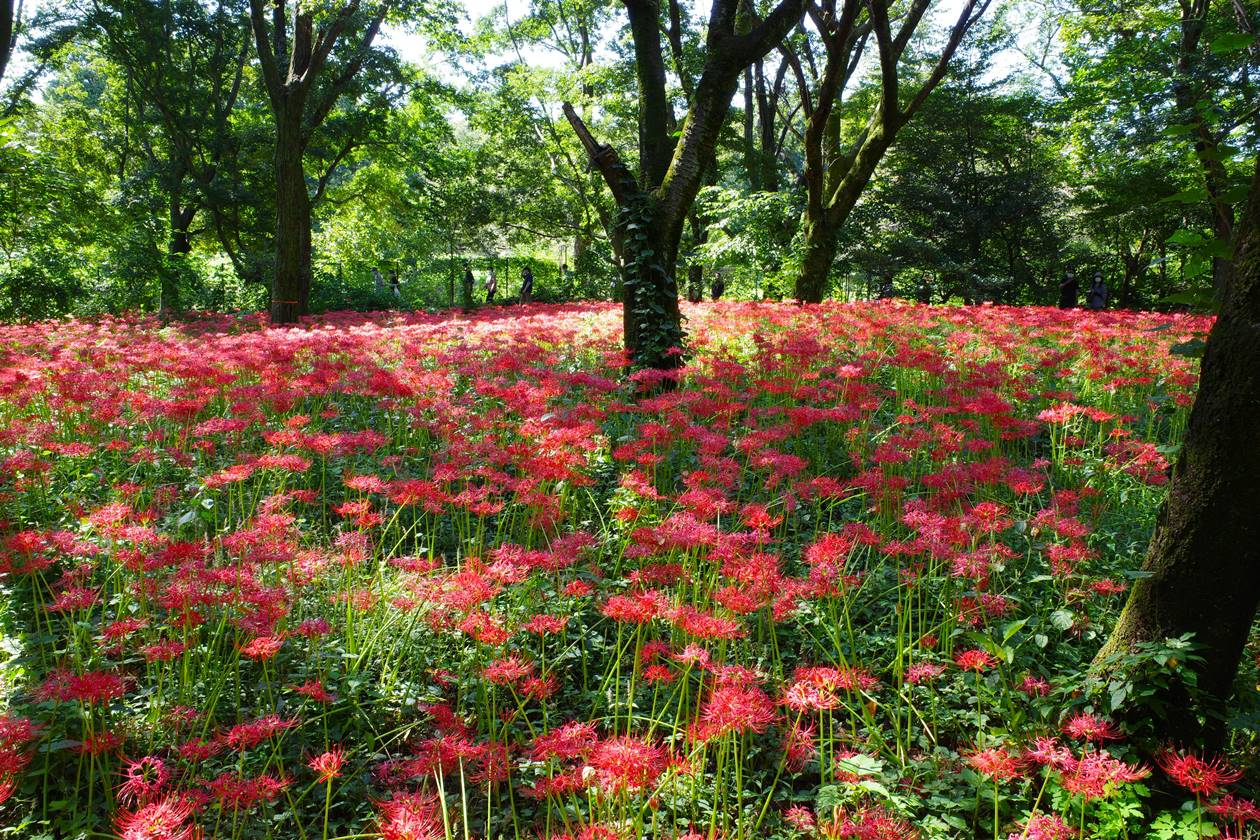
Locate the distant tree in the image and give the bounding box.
[851,68,1064,303]
[789,0,993,303]
[1061,0,1257,301]
[78,0,252,313]
[247,0,412,324]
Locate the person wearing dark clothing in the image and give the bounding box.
[1086,272,1108,311]
[1057,271,1078,309]
[485,267,497,304]
[389,269,400,299]
[520,265,534,303]
[462,262,475,310]
[710,274,725,301]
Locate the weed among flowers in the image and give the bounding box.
[0,301,1247,838]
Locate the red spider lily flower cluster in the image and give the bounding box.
[0,302,1237,838]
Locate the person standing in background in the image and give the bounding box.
[1057,270,1078,309]
[520,265,534,304]
[710,271,725,301]
[486,266,497,304]
[1086,272,1108,311]
[389,269,400,299]
[462,262,475,310]
[372,267,385,294]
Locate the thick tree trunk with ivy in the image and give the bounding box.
[1094,156,1260,749]
[563,0,806,369]
[789,0,991,303]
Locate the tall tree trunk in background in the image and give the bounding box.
[756,57,786,192]
[272,107,312,322]
[1175,0,1236,300]
[1094,156,1260,750]
[163,197,195,317]
[564,0,806,370]
[743,65,761,190]
[0,0,16,85]
[248,0,387,325]
[790,0,990,302]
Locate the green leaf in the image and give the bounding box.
[1165,229,1205,246]
[1210,33,1255,53]
[1050,609,1075,631]
[1160,186,1209,205]
[834,753,883,777]
[1169,338,1206,358]
[1001,618,1028,643]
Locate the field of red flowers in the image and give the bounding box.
[0,301,1253,840]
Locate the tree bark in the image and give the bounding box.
[796,122,896,302]
[1094,155,1260,750]
[743,65,760,190]
[0,0,15,85]
[1174,0,1236,301]
[271,108,312,324]
[162,199,195,317]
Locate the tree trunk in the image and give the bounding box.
[794,126,895,302]
[0,0,14,86]
[162,202,194,317]
[743,66,760,190]
[249,0,387,326]
[618,199,685,369]
[687,263,704,303]
[1094,156,1260,750]
[796,208,840,303]
[271,110,311,324]
[563,0,807,368]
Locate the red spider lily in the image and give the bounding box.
[374,790,445,840]
[691,683,777,742]
[113,794,200,840]
[207,771,291,810]
[953,649,997,672]
[288,679,337,703]
[783,721,818,771]
[1007,813,1076,839]
[903,662,945,685]
[1060,712,1123,743]
[530,721,598,762]
[1209,794,1260,829]
[308,747,347,783]
[118,756,170,805]
[1157,749,1244,797]
[966,747,1023,781]
[588,736,668,795]
[1055,750,1150,801]
[220,714,298,751]
[36,668,129,705]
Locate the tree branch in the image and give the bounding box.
[562,101,635,207]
